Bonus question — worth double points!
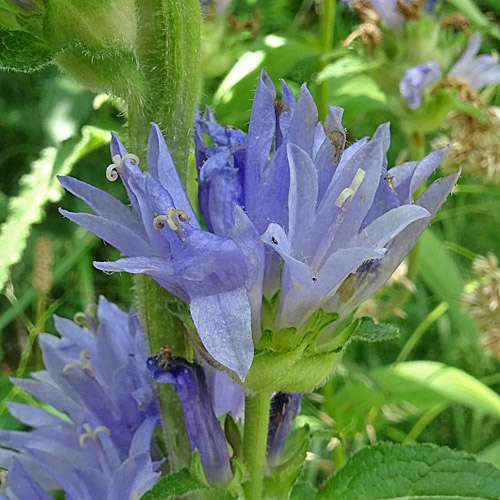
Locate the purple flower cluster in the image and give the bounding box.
[195,70,458,336]
[0,297,160,500]
[60,70,457,375]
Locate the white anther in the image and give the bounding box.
[106,153,140,181]
[335,188,353,207]
[79,423,111,447]
[335,168,366,207]
[63,350,97,377]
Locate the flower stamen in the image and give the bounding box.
[106,153,140,181]
[153,208,189,241]
[79,422,111,447]
[63,350,97,377]
[335,168,366,207]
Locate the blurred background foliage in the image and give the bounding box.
[1,0,500,489]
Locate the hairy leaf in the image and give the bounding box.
[317,442,500,499]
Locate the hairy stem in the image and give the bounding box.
[317,0,336,121]
[127,0,202,473]
[243,391,271,500]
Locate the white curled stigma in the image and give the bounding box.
[79,422,111,447]
[153,208,189,241]
[63,350,97,377]
[335,168,366,207]
[106,153,140,181]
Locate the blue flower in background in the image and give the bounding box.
[59,124,254,379]
[195,69,458,334]
[147,350,233,485]
[0,297,160,500]
[400,32,500,109]
[400,60,441,109]
[448,31,500,90]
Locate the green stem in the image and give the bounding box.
[403,403,448,443]
[317,0,336,121]
[396,302,449,363]
[321,380,345,468]
[134,275,192,472]
[131,0,201,173]
[243,391,271,500]
[126,0,202,473]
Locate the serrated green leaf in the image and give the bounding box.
[0,126,109,292]
[373,361,500,418]
[141,469,206,500]
[354,317,399,343]
[0,27,52,71]
[317,442,500,499]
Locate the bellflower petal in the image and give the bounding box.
[147,352,233,485]
[267,393,303,466]
[190,288,253,379]
[448,32,500,90]
[4,460,53,500]
[400,60,441,109]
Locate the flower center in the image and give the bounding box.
[153,208,189,241]
[63,350,97,377]
[106,153,140,181]
[79,422,111,447]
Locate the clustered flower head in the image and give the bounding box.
[0,297,160,500]
[463,253,500,359]
[195,69,458,338]
[60,70,457,385]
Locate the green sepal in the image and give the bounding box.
[224,413,243,460]
[264,425,311,500]
[190,450,244,500]
[353,317,399,343]
[190,450,210,488]
[246,309,351,393]
[261,291,281,332]
[140,467,207,500]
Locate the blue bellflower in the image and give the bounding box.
[399,60,441,109]
[147,350,232,485]
[0,297,160,500]
[59,124,254,379]
[448,31,500,90]
[400,32,500,109]
[195,69,459,335]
